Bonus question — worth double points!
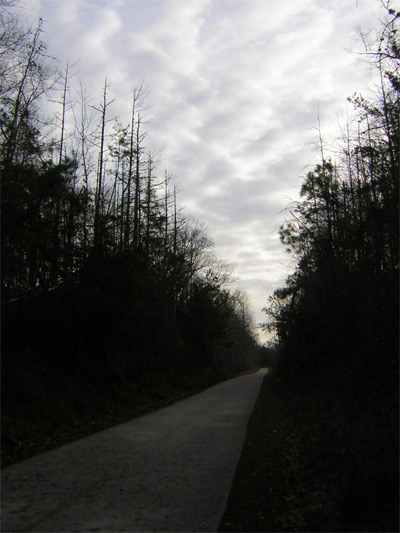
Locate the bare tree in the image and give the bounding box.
[1,17,57,165]
[92,78,115,247]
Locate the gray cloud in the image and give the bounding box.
[24,0,384,341]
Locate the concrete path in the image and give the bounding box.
[1,369,267,532]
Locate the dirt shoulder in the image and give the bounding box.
[219,370,305,532]
[219,370,399,532]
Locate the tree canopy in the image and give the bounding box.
[263,6,399,380]
[1,2,259,398]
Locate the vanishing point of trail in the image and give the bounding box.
[2,369,267,532]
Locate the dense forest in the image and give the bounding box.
[263,5,399,531]
[0,3,259,466]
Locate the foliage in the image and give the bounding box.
[1,3,260,464]
[261,7,399,530]
[264,6,399,377]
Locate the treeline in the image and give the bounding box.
[263,6,399,530]
[264,5,398,382]
[1,2,258,457]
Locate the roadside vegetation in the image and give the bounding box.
[0,2,259,467]
[221,4,399,531]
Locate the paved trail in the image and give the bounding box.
[2,369,267,532]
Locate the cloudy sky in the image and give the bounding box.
[22,0,396,342]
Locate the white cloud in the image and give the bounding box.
[21,0,390,342]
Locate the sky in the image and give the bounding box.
[21,0,397,343]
